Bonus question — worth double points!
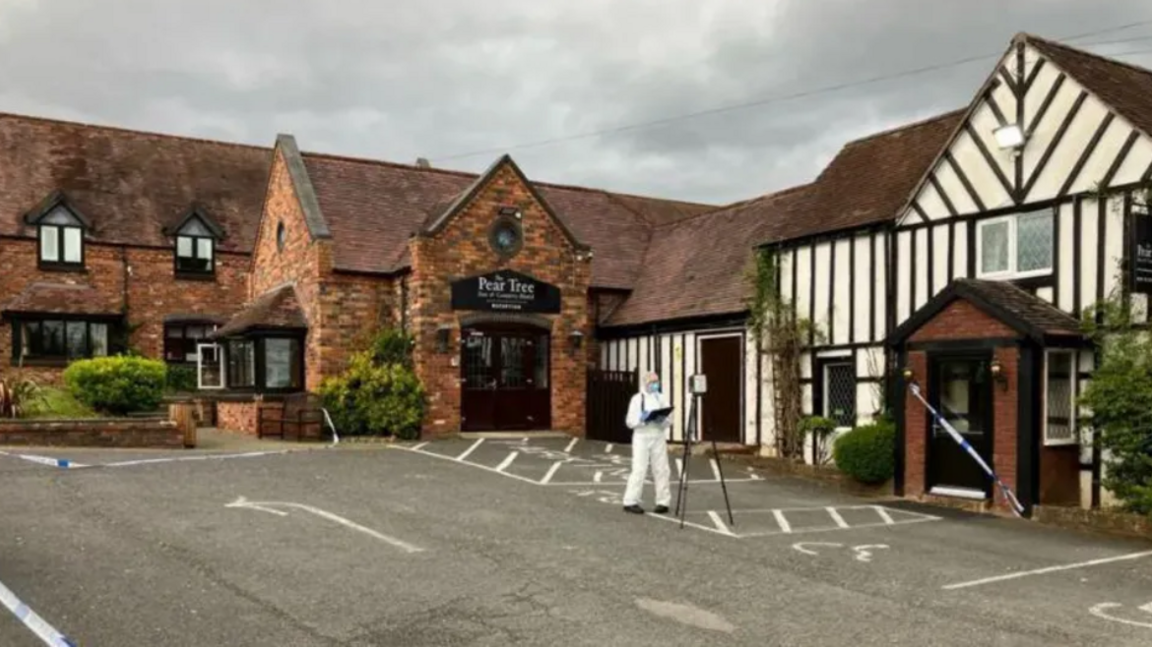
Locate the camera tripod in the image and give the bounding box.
[673,393,734,530]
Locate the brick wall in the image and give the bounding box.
[1040,445,1081,505]
[0,417,182,448]
[0,236,250,384]
[909,300,1015,341]
[903,350,928,496]
[407,162,592,437]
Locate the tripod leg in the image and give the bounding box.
[678,397,696,529]
[711,438,735,526]
[673,435,690,516]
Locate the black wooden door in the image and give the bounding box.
[461,332,497,431]
[586,369,636,443]
[928,354,994,494]
[461,326,551,432]
[699,336,742,443]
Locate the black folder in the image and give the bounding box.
[642,407,674,424]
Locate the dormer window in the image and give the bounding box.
[37,205,85,269]
[167,208,225,279]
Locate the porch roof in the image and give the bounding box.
[211,284,307,338]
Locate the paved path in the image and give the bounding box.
[1,435,1150,645]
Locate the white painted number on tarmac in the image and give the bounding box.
[1089,601,1152,629]
[792,542,890,562]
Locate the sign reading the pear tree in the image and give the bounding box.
[450,270,561,313]
[1131,210,1152,295]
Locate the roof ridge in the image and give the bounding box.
[837,108,968,147]
[1024,32,1152,81]
[0,110,271,154]
[651,182,815,231]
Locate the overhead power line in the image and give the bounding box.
[429,18,1152,163]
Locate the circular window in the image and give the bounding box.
[276,222,286,252]
[488,217,522,256]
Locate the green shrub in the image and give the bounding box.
[318,347,425,440]
[63,356,167,416]
[833,420,896,484]
[166,364,198,393]
[23,387,97,419]
[369,328,415,369]
[0,374,43,419]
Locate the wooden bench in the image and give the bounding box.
[257,393,326,441]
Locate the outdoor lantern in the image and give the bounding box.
[990,358,1008,389]
[901,367,915,381]
[436,325,452,353]
[993,123,1026,151]
[568,330,584,353]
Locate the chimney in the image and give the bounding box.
[416,157,431,169]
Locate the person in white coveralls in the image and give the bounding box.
[622,371,673,515]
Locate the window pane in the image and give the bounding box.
[199,344,224,388]
[534,335,549,389]
[1017,211,1054,273]
[177,236,194,257]
[187,326,205,340]
[66,321,87,358]
[63,227,82,263]
[263,338,300,389]
[824,363,856,427]
[40,226,59,261]
[1046,352,1074,443]
[227,340,256,388]
[980,221,1010,274]
[91,323,108,357]
[166,326,183,339]
[41,321,64,355]
[197,238,213,262]
[21,321,41,357]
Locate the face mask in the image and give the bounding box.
[648,381,661,393]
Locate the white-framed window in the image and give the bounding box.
[37,205,85,268]
[976,208,1054,279]
[175,217,216,276]
[1043,349,1077,446]
[197,343,225,390]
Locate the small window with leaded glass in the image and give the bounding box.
[1044,349,1077,446]
[175,216,216,277]
[976,208,1054,280]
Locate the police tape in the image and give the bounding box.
[0,579,76,646]
[0,451,87,469]
[908,383,1026,517]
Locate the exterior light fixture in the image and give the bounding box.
[990,359,1008,389]
[993,124,1026,151]
[568,330,584,353]
[436,325,452,353]
[901,367,915,381]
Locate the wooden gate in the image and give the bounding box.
[585,369,637,444]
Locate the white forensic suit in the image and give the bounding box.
[623,386,673,510]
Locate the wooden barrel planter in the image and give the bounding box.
[169,402,197,448]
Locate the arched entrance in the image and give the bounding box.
[459,321,552,431]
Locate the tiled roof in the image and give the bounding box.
[300,153,715,289]
[0,112,271,253]
[1,282,121,316]
[761,110,965,245]
[952,278,1082,337]
[605,184,815,327]
[212,284,307,338]
[1026,33,1152,138]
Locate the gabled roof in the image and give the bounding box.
[21,190,93,229]
[762,109,965,245]
[1,282,121,317]
[888,278,1082,345]
[211,284,307,338]
[163,206,227,240]
[605,183,815,327]
[1025,33,1152,139]
[300,152,715,289]
[0,112,271,253]
[421,154,588,252]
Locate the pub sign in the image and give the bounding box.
[450,270,561,313]
[1132,210,1152,295]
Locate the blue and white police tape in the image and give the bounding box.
[908,382,1026,517]
[0,579,76,647]
[321,407,340,445]
[0,451,87,469]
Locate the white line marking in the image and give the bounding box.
[456,439,484,461]
[773,509,793,534]
[540,478,763,487]
[708,511,734,536]
[710,459,722,481]
[793,541,841,556]
[642,510,740,537]
[0,576,76,646]
[605,443,614,454]
[853,544,889,563]
[540,461,563,484]
[873,505,896,524]
[943,550,1152,590]
[0,452,89,469]
[1089,602,1152,629]
[104,450,289,468]
[826,507,849,529]
[411,442,429,451]
[594,471,603,483]
[227,496,423,553]
[675,458,684,478]
[395,446,544,485]
[565,437,579,453]
[737,517,941,538]
[495,452,518,472]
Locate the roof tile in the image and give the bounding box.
[1,282,121,316]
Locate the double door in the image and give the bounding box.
[460,325,551,431]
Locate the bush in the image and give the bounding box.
[23,387,97,419]
[833,420,896,484]
[63,356,167,416]
[166,364,198,393]
[0,374,43,419]
[318,331,425,439]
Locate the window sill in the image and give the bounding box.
[175,272,216,282]
[37,263,87,274]
[10,358,70,367]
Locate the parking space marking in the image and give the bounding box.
[395,445,544,485]
[564,438,579,453]
[540,461,563,484]
[456,439,484,461]
[874,506,896,524]
[709,459,722,481]
[708,511,735,536]
[411,442,430,451]
[942,549,1152,590]
[1089,601,1152,630]
[773,510,793,534]
[495,452,518,472]
[227,496,424,553]
[827,507,849,529]
[0,577,75,646]
[605,443,615,454]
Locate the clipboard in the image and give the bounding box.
[642,406,674,424]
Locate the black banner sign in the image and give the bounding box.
[450,270,561,313]
[1132,212,1152,295]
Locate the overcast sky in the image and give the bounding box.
[1,1,1151,205]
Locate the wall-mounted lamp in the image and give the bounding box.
[436,325,452,353]
[901,367,915,382]
[993,123,1026,152]
[990,358,1008,389]
[498,206,523,220]
[568,330,584,354]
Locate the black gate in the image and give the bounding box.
[586,369,637,444]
